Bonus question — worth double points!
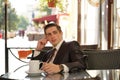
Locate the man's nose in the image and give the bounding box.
[51,33,55,38]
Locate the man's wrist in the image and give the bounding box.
[59,64,64,73]
[35,48,41,51]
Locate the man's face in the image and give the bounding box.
[45,26,63,47]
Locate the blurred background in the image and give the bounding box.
[0,0,120,75]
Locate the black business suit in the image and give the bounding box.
[32,41,86,72]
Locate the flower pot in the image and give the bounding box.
[48,0,56,8]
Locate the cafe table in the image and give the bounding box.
[1,65,120,80]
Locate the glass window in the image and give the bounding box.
[113,0,120,49]
[80,0,110,50]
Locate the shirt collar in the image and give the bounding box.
[54,40,64,51]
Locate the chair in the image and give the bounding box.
[80,44,98,51]
[83,49,120,69]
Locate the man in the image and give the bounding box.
[32,23,86,74]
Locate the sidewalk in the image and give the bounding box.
[0,39,5,75]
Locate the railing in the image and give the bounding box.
[6,47,52,73]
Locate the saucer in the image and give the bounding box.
[25,70,44,77]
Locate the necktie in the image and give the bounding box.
[47,48,56,63]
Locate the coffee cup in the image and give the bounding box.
[29,60,43,73]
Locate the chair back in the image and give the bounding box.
[83,49,120,69]
[80,44,98,51]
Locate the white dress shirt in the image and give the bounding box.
[34,40,69,72]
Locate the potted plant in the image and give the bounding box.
[47,0,57,8]
[47,0,64,12]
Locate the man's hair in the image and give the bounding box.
[44,23,62,34]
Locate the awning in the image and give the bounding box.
[32,14,57,23]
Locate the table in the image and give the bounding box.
[1,65,120,80]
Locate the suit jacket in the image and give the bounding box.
[32,41,86,72]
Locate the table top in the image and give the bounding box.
[1,65,120,80]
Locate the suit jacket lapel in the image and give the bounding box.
[53,41,68,64]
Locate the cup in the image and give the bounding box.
[29,60,43,73]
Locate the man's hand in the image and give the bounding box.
[35,38,48,51]
[41,63,61,74]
